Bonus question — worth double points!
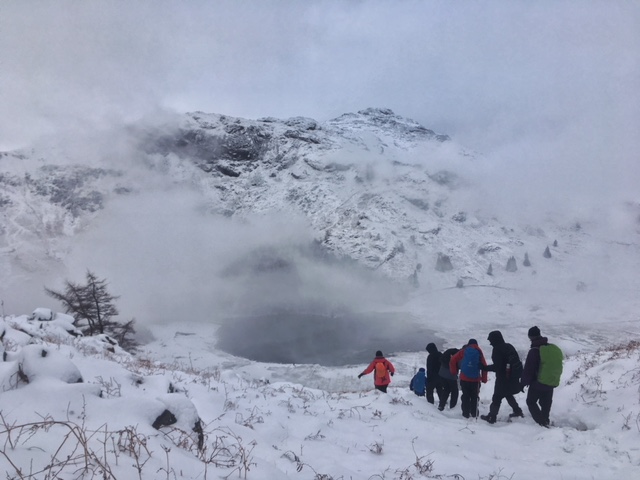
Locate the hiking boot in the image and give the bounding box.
[509,411,524,418]
[437,405,445,411]
[480,414,496,424]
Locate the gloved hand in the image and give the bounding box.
[390,372,394,376]
[358,373,363,379]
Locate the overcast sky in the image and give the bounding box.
[1,0,639,201]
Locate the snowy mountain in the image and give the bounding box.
[2,108,640,354]
[1,107,640,478]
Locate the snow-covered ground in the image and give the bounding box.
[0,309,639,479]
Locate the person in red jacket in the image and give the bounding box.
[449,339,488,418]
[358,350,395,393]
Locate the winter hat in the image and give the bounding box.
[487,330,504,345]
[467,338,478,345]
[528,326,541,338]
[375,350,383,357]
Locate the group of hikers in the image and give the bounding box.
[358,326,563,427]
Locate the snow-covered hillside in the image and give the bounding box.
[0,310,639,479]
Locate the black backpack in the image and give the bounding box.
[505,343,523,383]
[441,348,459,369]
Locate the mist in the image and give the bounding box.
[1,2,639,360]
[2,1,638,222]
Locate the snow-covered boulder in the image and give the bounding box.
[78,333,128,356]
[30,307,54,321]
[7,344,83,384]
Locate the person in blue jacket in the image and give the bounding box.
[410,367,427,397]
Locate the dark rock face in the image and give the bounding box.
[168,124,271,167]
[1,165,122,217]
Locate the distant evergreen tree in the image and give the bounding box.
[523,252,531,267]
[543,246,552,258]
[45,271,138,351]
[553,239,558,247]
[487,263,493,276]
[435,253,453,272]
[456,278,464,288]
[506,256,518,272]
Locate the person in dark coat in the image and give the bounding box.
[438,347,459,411]
[521,326,556,427]
[409,367,427,397]
[425,343,444,405]
[358,350,395,393]
[480,330,524,424]
[450,339,488,418]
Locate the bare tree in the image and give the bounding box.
[45,271,137,350]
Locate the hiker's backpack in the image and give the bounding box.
[537,344,563,387]
[460,346,481,379]
[375,361,388,379]
[505,344,523,382]
[441,348,459,369]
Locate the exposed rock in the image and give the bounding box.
[477,243,501,255]
[152,409,178,429]
[452,211,467,223]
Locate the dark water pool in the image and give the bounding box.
[216,311,442,366]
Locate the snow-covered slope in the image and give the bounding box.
[0,313,639,479]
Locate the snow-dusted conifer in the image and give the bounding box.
[543,246,552,258]
[435,253,453,272]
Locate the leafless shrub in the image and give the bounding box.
[235,407,265,429]
[156,445,177,480]
[194,425,256,480]
[117,425,152,479]
[96,376,122,397]
[279,398,296,414]
[304,429,326,441]
[482,468,514,480]
[0,411,118,479]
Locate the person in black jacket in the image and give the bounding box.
[480,330,524,424]
[438,347,460,410]
[425,343,444,405]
